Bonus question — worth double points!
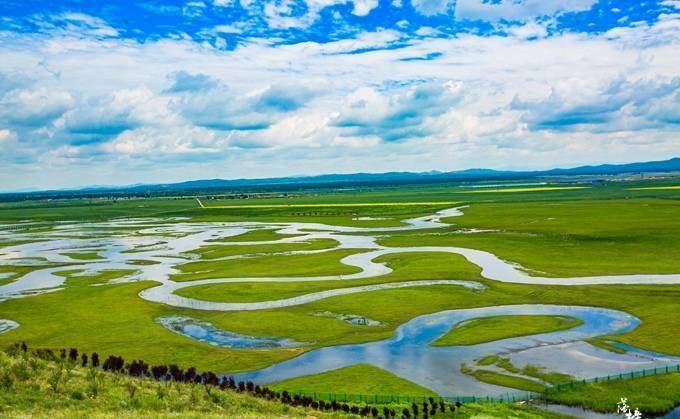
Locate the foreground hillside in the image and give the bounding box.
[0,345,565,418]
[0,347,326,418]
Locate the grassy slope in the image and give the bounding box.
[0,279,306,373]
[0,350,332,419]
[0,350,566,419]
[270,364,437,396]
[433,315,582,346]
[171,249,364,282]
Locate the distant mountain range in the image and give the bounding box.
[3,157,680,199]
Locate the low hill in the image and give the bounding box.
[2,157,678,200]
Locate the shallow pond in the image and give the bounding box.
[156,315,305,349]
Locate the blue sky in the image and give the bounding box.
[0,0,678,189]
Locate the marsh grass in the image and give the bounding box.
[432,315,582,346]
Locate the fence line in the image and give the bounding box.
[281,363,680,405]
[285,390,540,405]
[546,363,680,393]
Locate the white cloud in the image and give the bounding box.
[411,0,455,17]
[661,0,680,10]
[260,0,382,28]
[351,0,379,16]
[508,21,549,39]
[0,10,679,189]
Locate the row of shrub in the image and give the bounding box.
[13,342,463,418]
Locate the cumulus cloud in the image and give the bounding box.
[0,86,73,128]
[0,4,678,189]
[513,77,680,132]
[259,0,382,28]
[60,87,175,144]
[164,71,219,93]
[508,21,549,39]
[175,82,318,131]
[333,81,464,142]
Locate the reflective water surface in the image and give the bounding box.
[0,319,19,334]
[157,315,305,349]
[2,207,680,397]
[233,304,678,396]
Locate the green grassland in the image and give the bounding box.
[61,252,104,261]
[189,238,338,259]
[0,349,333,419]
[381,198,680,277]
[271,364,437,396]
[174,251,482,302]
[4,251,680,377]
[629,185,680,190]
[1,177,679,224]
[0,348,566,419]
[456,186,588,193]
[545,372,680,414]
[210,228,302,242]
[584,337,628,354]
[467,356,572,392]
[171,248,364,282]
[55,269,139,286]
[0,179,679,414]
[462,367,547,393]
[433,315,582,346]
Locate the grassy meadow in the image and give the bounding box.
[0,178,679,414]
[433,315,582,346]
[0,346,566,419]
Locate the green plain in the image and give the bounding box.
[0,180,679,414]
[171,248,364,282]
[433,315,582,346]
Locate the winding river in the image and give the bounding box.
[1,206,680,396]
[3,206,680,310]
[233,304,680,396]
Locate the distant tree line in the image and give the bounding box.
[14,342,462,418]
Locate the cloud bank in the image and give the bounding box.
[0,0,678,189]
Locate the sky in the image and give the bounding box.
[0,0,678,190]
